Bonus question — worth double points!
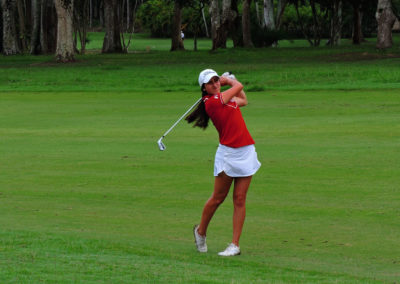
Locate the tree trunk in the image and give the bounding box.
[102,0,123,53]
[330,0,342,46]
[40,0,48,53]
[30,0,40,53]
[201,6,209,37]
[352,2,363,44]
[1,0,20,55]
[276,0,287,29]
[54,0,74,62]
[310,0,321,46]
[255,2,261,26]
[99,1,105,28]
[44,0,57,53]
[89,0,92,28]
[0,3,3,53]
[170,1,184,51]
[210,0,225,50]
[31,0,56,54]
[242,0,253,47]
[220,0,233,47]
[25,0,32,28]
[126,0,129,31]
[74,0,89,54]
[231,0,242,47]
[263,0,275,30]
[16,0,26,51]
[376,0,396,49]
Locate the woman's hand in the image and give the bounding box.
[220,76,234,87]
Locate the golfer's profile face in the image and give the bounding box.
[205,77,220,95]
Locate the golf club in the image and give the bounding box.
[157,97,202,151]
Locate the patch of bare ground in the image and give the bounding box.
[29,59,84,67]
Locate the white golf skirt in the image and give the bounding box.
[214,144,261,177]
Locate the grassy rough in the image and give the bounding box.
[1,35,400,283]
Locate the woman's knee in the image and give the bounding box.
[209,194,227,207]
[233,194,246,208]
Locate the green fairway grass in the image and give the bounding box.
[1,35,400,283]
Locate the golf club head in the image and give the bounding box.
[157,138,166,151]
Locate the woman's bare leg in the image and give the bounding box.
[232,176,252,246]
[197,172,233,236]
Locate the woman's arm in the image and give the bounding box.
[234,90,248,107]
[220,76,247,107]
[220,76,243,104]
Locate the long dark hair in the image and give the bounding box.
[185,86,209,129]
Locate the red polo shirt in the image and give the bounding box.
[204,93,255,148]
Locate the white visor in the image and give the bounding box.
[198,69,219,86]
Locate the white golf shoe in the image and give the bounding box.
[193,225,207,253]
[218,243,241,256]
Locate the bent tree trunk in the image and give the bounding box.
[54,0,74,62]
[242,0,253,47]
[376,0,396,49]
[1,0,20,55]
[276,0,287,29]
[170,0,184,51]
[102,0,122,53]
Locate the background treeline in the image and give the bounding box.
[1,0,400,62]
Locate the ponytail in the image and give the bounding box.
[185,87,210,129]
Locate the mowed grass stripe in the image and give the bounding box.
[1,44,400,282]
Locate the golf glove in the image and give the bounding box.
[222,72,236,80]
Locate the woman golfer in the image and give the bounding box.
[186,69,261,256]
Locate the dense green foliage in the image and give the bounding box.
[1,35,400,282]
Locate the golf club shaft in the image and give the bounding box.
[161,98,202,138]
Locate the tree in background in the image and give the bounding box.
[209,0,223,49]
[54,0,75,62]
[0,4,3,53]
[74,0,89,54]
[2,0,400,56]
[350,0,364,44]
[329,0,342,46]
[1,0,20,55]
[262,0,288,31]
[242,0,253,47]
[186,0,210,51]
[102,0,123,53]
[170,0,184,51]
[230,0,243,47]
[136,0,173,37]
[376,0,396,49]
[289,0,328,46]
[31,0,57,55]
[220,0,240,48]
[16,0,27,51]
